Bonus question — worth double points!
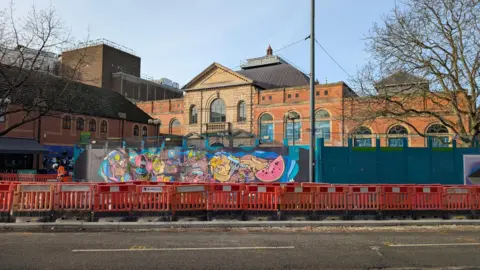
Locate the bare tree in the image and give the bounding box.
[349,0,480,146]
[0,2,90,137]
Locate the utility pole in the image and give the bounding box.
[309,0,316,183]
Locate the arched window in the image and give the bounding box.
[189,105,198,124]
[62,115,71,129]
[133,125,139,136]
[100,120,108,133]
[210,98,226,123]
[353,126,372,147]
[426,124,449,147]
[315,110,330,141]
[285,111,301,142]
[237,101,246,122]
[142,126,148,137]
[88,119,96,132]
[259,113,274,142]
[170,119,180,134]
[387,125,408,147]
[76,117,84,131]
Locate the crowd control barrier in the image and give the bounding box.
[0,182,477,222]
[0,173,59,182]
[0,183,13,219]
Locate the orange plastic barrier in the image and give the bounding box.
[348,186,380,210]
[412,186,442,210]
[471,187,480,210]
[280,185,316,211]
[133,184,171,212]
[208,184,243,211]
[172,185,208,212]
[443,186,472,210]
[243,185,280,211]
[55,183,94,211]
[315,186,348,210]
[34,174,59,182]
[381,186,412,210]
[13,183,54,212]
[93,183,134,212]
[0,183,13,213]
[0,173,18,181]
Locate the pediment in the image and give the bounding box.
[183,63,252,90]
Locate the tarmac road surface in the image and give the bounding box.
[1,229,480,269]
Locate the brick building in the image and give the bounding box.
[61,39,183,103]
[0,72,155,171]
[137,46,456,148]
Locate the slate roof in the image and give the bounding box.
[376,71,428,86]
[237,63,310,90]
[0,68,152,124]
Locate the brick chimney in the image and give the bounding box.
[266,45,273,56]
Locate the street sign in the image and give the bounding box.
[79,132,91,145]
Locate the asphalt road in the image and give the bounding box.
[1,230,480,269]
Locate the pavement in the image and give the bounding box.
[3,219,480,232]
[1,229,480,269]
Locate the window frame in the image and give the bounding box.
[100,120,108,133]
[62,115,72,130]
[88,119,96,132]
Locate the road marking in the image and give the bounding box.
[388,243,480,247]
[370,246,383,256]
[72,246,295,252]
[381,267,479,270]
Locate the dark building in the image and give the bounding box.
[61,39,182,102]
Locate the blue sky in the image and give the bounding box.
[3,0,397,86]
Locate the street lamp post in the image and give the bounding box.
[285,112,300,147]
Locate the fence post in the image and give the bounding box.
[403,137,408,183]
[452,139,457,184]
[375,137,381,184]
[428,136,433,184]
[316,137,324,183]
[348,136,353,183]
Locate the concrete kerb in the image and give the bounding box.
[2,220,480,231]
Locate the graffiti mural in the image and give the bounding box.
[98,146,298,183]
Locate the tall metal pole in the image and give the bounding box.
[309,0,316,183]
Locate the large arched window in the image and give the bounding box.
[387,125,408,147]
[170,119,180,134]
[88,119,96,132]
[426,124,449,147]
[259,113,274,143]
[76,117,84,131]
[100,120,108,133]
[315,110,330,141]
[353,126,372,147]
[210,98,226,123]
[142,126,148,137]
[133,125,139,136]
[189,105,198,124]
[62,115,71,129]
[237,101,246,122]
[285,111,301,142]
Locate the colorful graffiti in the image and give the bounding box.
[98,146,298,183]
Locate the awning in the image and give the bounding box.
[0,137,49,154]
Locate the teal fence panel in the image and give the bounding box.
[315,138,480,185]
